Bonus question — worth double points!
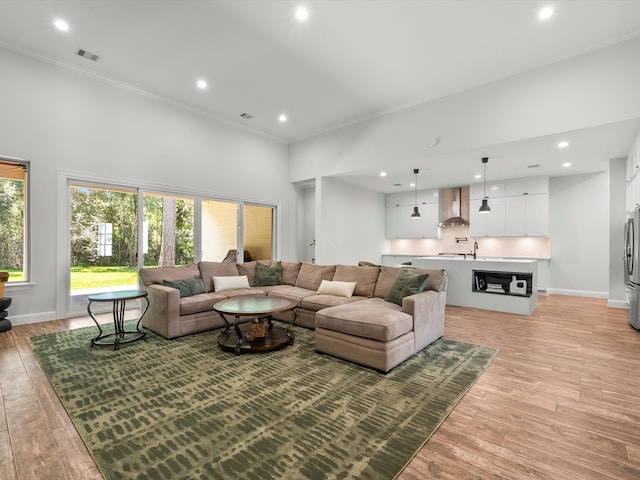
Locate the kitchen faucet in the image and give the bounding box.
[473,241,478,259]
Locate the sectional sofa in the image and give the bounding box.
[138,261,447,372]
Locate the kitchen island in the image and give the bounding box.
[412,256,538,315]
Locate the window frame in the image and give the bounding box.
[0,156,31,286]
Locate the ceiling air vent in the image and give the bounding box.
[527,164,540,168]
[240,113,254,120]
[76,49,100,62]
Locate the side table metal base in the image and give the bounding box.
[87,291,149,351]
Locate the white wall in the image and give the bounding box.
[289,37,640,185]
[315,177,386,265]
[0,46,292,323]
[548,173,609,297]
[609,157,627,307]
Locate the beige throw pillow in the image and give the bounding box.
[317,280,357,298]
[213,275,250,292]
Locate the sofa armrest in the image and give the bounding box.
[402,290,446,351]
[142,284,181,339]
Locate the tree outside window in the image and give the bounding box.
[0,160,27,283]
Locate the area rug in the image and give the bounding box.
[29,323,498,480]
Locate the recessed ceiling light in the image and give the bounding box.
[279,114,288,123]
[563,162,572,168]
[410,182,416,187]
[558,141,569,149]
[538,6,554,21]
[475,174,482,179]
[54,18,70,32]
[379,172,387,177]
[196,79,207,90]
[295,6,309,22]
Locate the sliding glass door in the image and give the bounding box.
[69,183,138,310]
[201,199,239,262]
[65,178,276,316]
[142,192,195,267]
[243,204,274,262]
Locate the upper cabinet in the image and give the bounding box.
[385,191,413,207]
[470,176,549,238]
[626,131,640,214]
[385,188,439,238]
[469,181,506,199]
[469,197,506,237]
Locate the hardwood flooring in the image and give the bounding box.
[1,295,639,479]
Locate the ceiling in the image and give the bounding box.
[1,1,640,192]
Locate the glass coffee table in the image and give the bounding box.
[213,296,297,355]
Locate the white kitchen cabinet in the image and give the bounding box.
[505,193,548,236]
[386,203,438,238]
[505,176,548,196]
[385,189,439,238]
[385,191,413,207]
[417,188,439,205]
[626,132,640,213]
[470,182,505,199]
[536,259,550,292]
[469,197,506,237]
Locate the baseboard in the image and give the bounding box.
[607,299,628,309]
[7,311,57,326]
[546,288,608,299]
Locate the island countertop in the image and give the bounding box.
[413,255,538,264]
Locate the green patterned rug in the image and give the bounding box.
[29,323,497,480]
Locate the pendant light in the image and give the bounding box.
[479,157,491,213]
[411,168,421,218]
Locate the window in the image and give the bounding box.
[0,159,28,283]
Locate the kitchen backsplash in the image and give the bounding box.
[389,225,551,258]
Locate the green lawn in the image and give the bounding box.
[70,266,138,290]
[2,266,145,290]
[2,270,24,282]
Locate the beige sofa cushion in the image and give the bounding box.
[301,294,365,312]
[180,292,228,316]
[295,263,336,290]
[269,286,318,307]
[281,261,302,285]
[198,262,240,292]
[139,264,200,287]
[332,264,380,297]
[374,266,447,298]
[316,298,413,342]
[237,261,258,285]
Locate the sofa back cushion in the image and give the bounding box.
[421,268,447,292]
[237,261,258,285]
[295,263,336,291]
[281,261,302,285]
[374,266,447,298]
[138,263,200,287]
[332,264,380,297]
[197,261,240,292]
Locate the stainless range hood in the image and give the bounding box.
[438,186,469,227]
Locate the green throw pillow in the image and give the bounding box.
[385,269,429,306]
[163,276,206,298]
[254,261,283,286]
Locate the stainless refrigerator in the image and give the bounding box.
[625,207,640,329]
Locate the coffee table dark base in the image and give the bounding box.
[218,323,293,354]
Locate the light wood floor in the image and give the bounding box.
[1,295,639,479]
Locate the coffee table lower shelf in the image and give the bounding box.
[218,324,293,354]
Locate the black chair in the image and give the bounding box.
[222,249,253,263]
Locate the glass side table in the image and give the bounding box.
[87,290,149,350]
